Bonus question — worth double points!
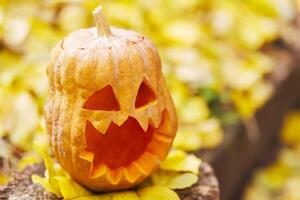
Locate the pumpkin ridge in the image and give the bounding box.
[135,43,154,86]
[59,55,71,163]
[50,65,57,158]
[127,45,136,111]
[57,60,68,166]
[68,92,81,176]
[52,61,63,163]
[109,45,120,99]
[60,55,79,172]
[135,43,152,83]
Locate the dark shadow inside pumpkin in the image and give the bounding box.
[85,117,154,169]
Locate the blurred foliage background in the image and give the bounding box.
[1,0,300,198]
[244,111,300,200]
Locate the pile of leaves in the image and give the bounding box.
[0,0,298,199]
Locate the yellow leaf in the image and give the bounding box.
[198,118,224,149]
[73,191,139,200]
[58,5,88,32]
[152,170,198,189]
[74,196,112,200]
[179,97,210,123]
[32,147,90,198]
[17,151,41,171]
[138,186,180,200]
[32,175,61,197]
[0,173,9,185]
[112,192,140,200]
[3,92,39,151]
[281,111,300,147]
[3,16,30,50]
[55,176,91,199]
[167,76,189,108]
[163,20,201,45]
[167,173,198,189]
[161,150,201,174]
[174,126,202,151]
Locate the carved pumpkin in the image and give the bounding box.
[45,6,177,192]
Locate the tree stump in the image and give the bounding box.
[0,162,219,200]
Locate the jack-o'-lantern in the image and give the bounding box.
[45,6,177,192]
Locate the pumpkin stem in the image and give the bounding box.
[93,6,112,38]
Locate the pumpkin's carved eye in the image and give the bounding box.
[135,81,156,108]
[84,85,120,111]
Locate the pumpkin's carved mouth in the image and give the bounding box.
[79,110,173,184]
[85,117,154,169]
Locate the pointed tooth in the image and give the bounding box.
[115,168,124,184]
[112,113,128,126]
[88,110,111,121]
[106,170,115,185]
[90,119,111,134]
[106,168,123,185]
[124,163,142,183]
[140,118,150,132]
[90,164,107,179]
[79,151,94,162]
[150,112,161,128]
[133,113,150,132]
[136,152,158,174]
[150,107,161,128]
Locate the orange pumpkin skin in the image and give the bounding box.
[45,8,177,192]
